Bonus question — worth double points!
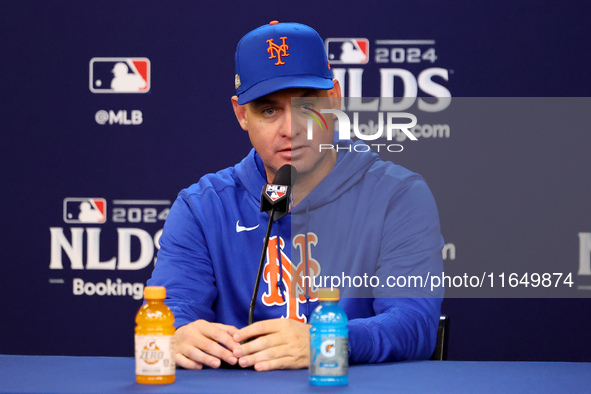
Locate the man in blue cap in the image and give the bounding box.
[149,21,443,371]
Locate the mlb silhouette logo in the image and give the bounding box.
[265,185,287,202]
[89,58,150,93]
[63,198,107,224]
[325,38,369,65]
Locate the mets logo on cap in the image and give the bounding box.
[267,36,289,65]
[266,20,289,66]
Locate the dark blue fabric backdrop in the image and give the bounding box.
[1,0,590,361]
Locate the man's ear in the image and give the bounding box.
[328,79,342,110]
[231,95,249,131]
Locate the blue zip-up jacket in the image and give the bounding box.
[148,139,444,364]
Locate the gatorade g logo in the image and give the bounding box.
[321,339,336,357]
[267,37,289,65]
[140,340,164,365]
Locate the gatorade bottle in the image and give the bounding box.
[135,286,175,385]
[309,288,348,386]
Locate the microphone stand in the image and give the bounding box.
[248,206,275,326]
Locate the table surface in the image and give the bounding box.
[1,355,590,393]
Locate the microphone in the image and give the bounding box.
[249,165,298,325]
[260,164,298,222]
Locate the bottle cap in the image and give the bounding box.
[318,287,340,301]
[144,286,166,300]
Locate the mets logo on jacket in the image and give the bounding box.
[261,233,320,322]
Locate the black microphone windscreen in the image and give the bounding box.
[273,164,298,186]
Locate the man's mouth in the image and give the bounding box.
[281,146,303,152]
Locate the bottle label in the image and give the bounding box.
[310,334,348,377]
[135,335,175,376]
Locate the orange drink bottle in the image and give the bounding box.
[135,286,175,384]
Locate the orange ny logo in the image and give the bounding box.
[267,37,289,65]
[262,233,320,322]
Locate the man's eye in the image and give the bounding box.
[301,103,314,110]
[263,108,276,116]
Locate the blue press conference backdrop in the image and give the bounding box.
[2,1,591,361]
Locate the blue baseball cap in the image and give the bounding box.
[234,21,334,104]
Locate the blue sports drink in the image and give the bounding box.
[309,288,348,386]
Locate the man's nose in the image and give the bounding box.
[279,107,293,139]
[280,106,306,139]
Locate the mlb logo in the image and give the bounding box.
[63,198,107,224]
[325,38,369,65]
[265,185,288,202]
[89,58,150,93]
